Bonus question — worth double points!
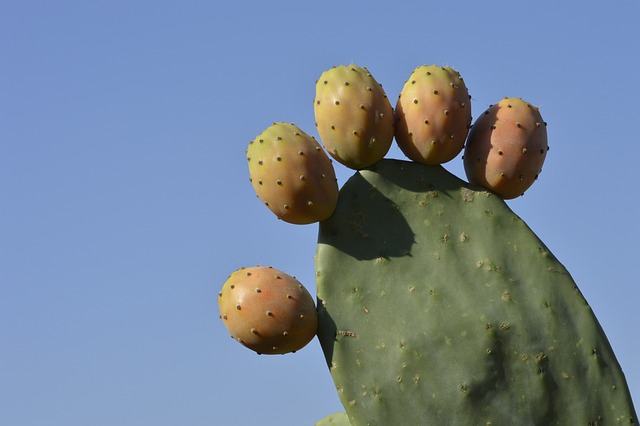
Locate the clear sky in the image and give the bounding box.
[1,1,638,425]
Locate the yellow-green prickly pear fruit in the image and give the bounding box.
[247,122,338,224]
[463,97,548,199]
[218,266,318,355]
[314,64,394,169]
[395,65,472,165]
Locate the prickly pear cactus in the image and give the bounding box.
[315,159,637,425]
[221,63,637,426]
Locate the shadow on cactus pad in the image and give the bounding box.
[317,170,416,262]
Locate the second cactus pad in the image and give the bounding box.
[315,159,636,425]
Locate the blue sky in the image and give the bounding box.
[1,1,638,425]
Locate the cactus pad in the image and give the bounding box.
[314,412,351,426]
[315,159,636,425]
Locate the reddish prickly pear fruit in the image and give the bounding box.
[314,64,394,169]
[247,122,339,224]
[463,97,548,199]
[395,65,472,165]
[218,266,318,355]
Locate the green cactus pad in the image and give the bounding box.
[315,159,636,425]
[314,412,351,426]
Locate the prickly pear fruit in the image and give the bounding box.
[463,97,548,199]
[218,266,318,355]
[314,65,394,169]
[395,65,471,165]
[247,122,339,224]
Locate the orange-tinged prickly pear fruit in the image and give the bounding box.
[463,97,548,199]
[395,65,472,165]
[247,122,338,224]
[314,64,394,169]
[218,266,318,355]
